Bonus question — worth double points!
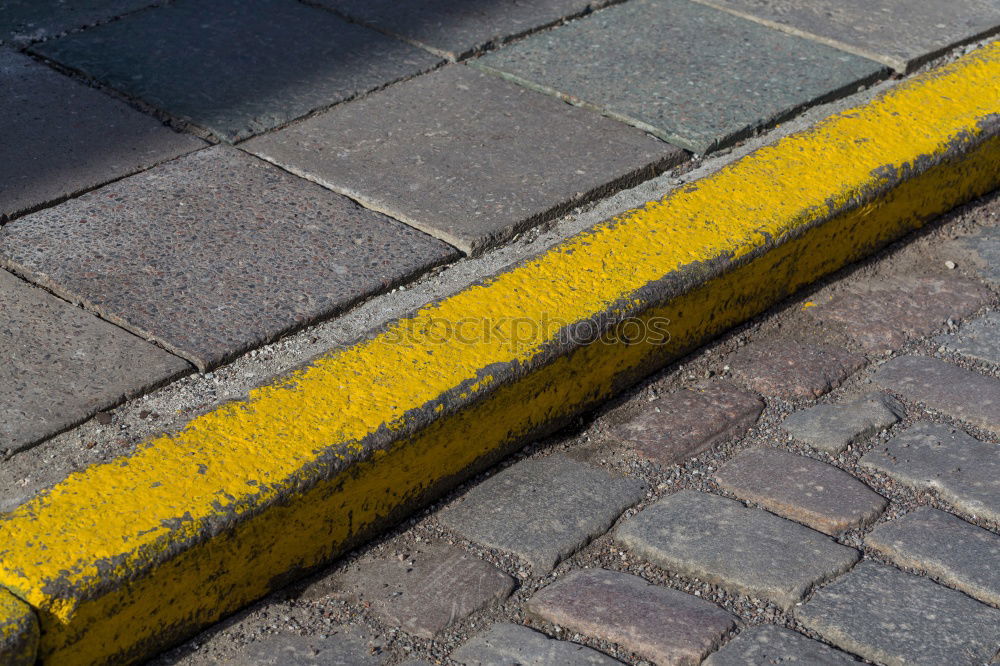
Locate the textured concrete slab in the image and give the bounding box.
[32,0,440,142]
[866,507,1000,607]
[474,0,885,153]
[714,448,886,535]
[0,49,202,222]
[216,629,385,665]
[439,455,646,573]
[0,269,190,453]
[782,393,903,454]
[730,340,866,400]
[691,0,1000,72]
[934,311,1000,365]
[704,625,859,665]
[0,146,456,371]
[0,0,155,44]
[526,568,737,665]
[795,561,1000,666]
[615,490,859,609]
[244,65,682,254]
[451,623,623,665]
[0,590,37,666]
[860,422,1000,523]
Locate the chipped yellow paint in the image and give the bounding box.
[0,588,37,666]
[1,42,998,665]
[802,301,817,309]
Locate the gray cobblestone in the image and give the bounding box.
[451,623,622,665]
[730,339,865,400]
[781,392,903,454]
[956,224,1000,288]
[213,628,386,665]
[703,625,859,665]
[934,311,1000,365]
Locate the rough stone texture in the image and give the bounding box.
[0,146,456,371]
[439,455,646,573]
[729,339,865,400]
[795,561,1000,666]
[215,628,385,665]
[691,0,1000,72]
[866,506,1000,607]
[872,355,1000,434]
[703,625,859,665]
[525,568,737,666]
[782,392,904,454]
[335,543,514,639]
[0,268,190,452]
[33,0,440,142]
[319,0,610,60]
[805,276,991,353]
[956,225,1000,288]
[0,589,38,666]
[934,311,1000,365]
[0,49,202,222]
[613,381,763,466]
[474,0,885,153]
[244,65,682,254]
[714,448,887,535]
[451,623,623,665]
[615,490,859,609]
[0,0,156,44]
[860,422,1000,524]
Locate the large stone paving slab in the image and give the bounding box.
[33,0,440,142]
[615,490,859,609]
[704,625,860,665]
[795,561,1000,666]
[0,269,190,452]
[474,0,885,153]
[0,49,202,222]
[782,392,903,454]
[0,0,156,44]
[439,455,646,573]
[934,311,1000,365]
[244,65,682,254]
[451,623,623,665]
[0,146,457,370]
[690,0,1000,72]
[860,423,1000,523]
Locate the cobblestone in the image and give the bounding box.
[0,0,157,45]
[703,625,859,665]
[729,339,865,400]
[781,392,903,454]
[956,224,1000,288]
[214,628,386,665]
[451,623,623,665]
[934,311,1000,365]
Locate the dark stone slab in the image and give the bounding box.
[704,625,859,665]
[217,628,385,665]
[0,269,190,452]
[730,340,865,400]
[33,0,440,142]
[934,312,1000,365]
[615,490,859,609]
[474,0,886,153]
[956,225,1000,288]
[439,455,646,573]
[0,50,202,222]
[613,381,763,466]
[525,568,737,665]
[244,65,683,255]
[451,623,623,665]
[0,146,457,370]
[795,561,1000,666]
[782,392,904,454]
[714,448,886,535]
[0,0,156,45]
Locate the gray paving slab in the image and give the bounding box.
[782,392,904,454]
[0,0,157,45]
[795,561,1000,666]
[866,506,1000,606]
[212,628,386,665]
[474,0,886,153]
[439,455,646,573]
[729,339,866,400]
[957,225,1000,288]
[451,623,623,665]
[0,269,190,453]
[860,422,1000,523]
[244,65,682,255]
[616,490,858,609]
[0,146,457,371]
[0,49,202,223]
[704,625,859,665]
[32,0,440,142]
[690,0,1000,72]
[934,311,1000,365]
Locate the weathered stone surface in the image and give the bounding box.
[216,628,385,665]
[0,589,37,666]
[795,561,1000,666]
[691,0,1000,72]
[704,625,859,665]
[872,356,1000,433]
[714,448,886,535]
[782,392,903,454]
[475,0,885,153]
[861,423,1000,522]
[335,543,514,638]
[615,490,859,609]
[244,65,682,255]
[805,277,991,353]
[730,340,865,400]
[0,49,202,222]
[866,506,1000,607]
[956,224,1000,288]
[0,146,456,371]
[439,455,646,573]
[0,0,156,44]
[526,568,737,665]
[451,623,622,665]
[934,312,1000,365]
[613,381,763,466]
[33,0,440,142]
[0,268,190,452]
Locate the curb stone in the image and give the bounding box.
[0,589,38,666]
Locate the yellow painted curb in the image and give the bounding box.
[0,589,38,666]
[2,41,998,665]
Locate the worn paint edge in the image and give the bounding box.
[0,589,39,666]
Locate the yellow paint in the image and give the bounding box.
[1,41,998,665]
[802,301,817,309]
[0,588,37,666]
